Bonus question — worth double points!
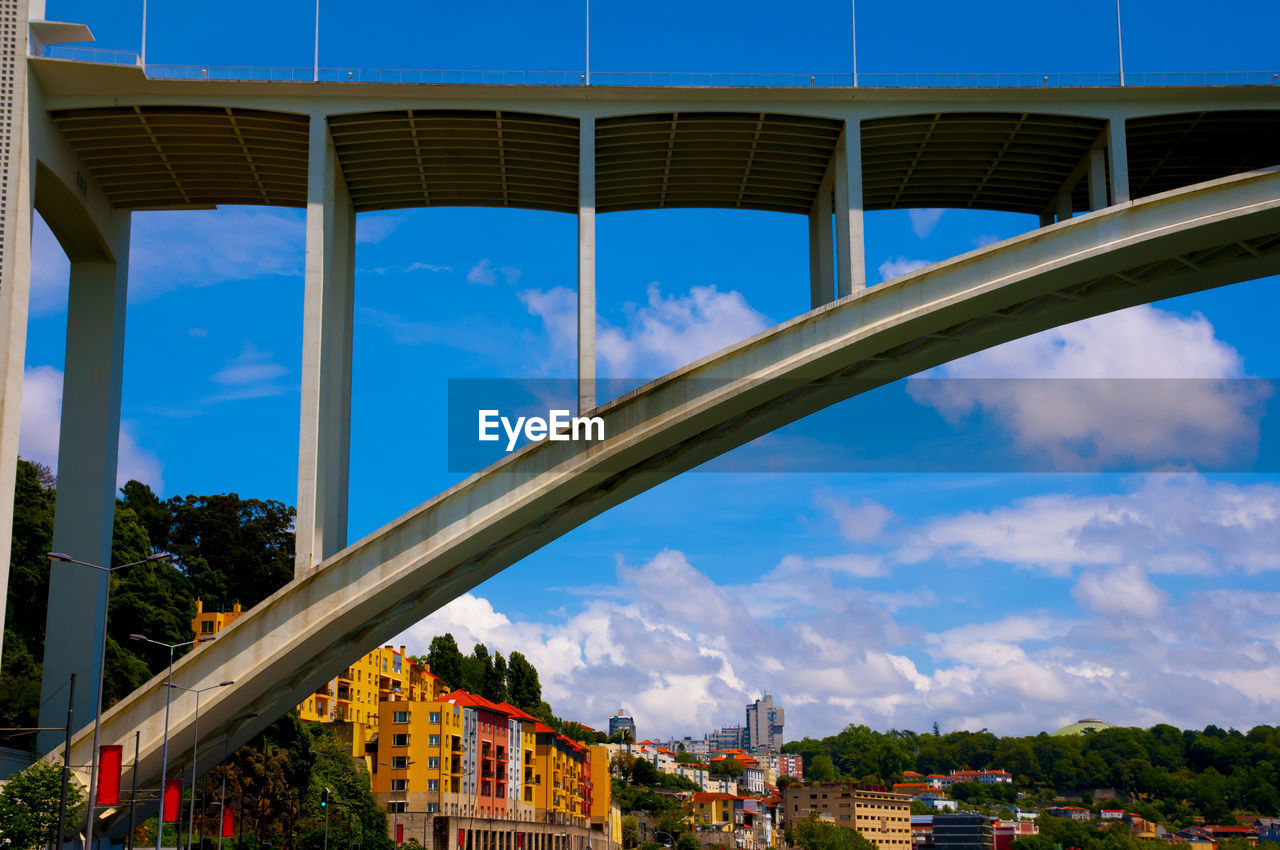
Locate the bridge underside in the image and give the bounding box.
[47,105,1280,216]
[60,168,1280,838]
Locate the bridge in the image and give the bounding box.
[0,0,1278,836]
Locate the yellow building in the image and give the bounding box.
[532,723,591,826]
[690,792,735,831]
[371,697,468,815]
[192,600,244,637]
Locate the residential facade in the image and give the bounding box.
[781,784,912,850]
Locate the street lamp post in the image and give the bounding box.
[130,633,217,850]
[218,712,257,850]
[47,550,169,850]
[166,681,235,850]
[379,759,414,845]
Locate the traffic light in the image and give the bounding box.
[320,787,330,808]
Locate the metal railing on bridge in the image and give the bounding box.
[38,46,1280,88]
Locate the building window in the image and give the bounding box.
[429,734,441,747]
[201,621,214,634]
[393,711,409,724]
[428,779,439,791]
[391,779,407,791]
[392,756,409,769]
[430,712,442,724]
[393,734,410,747]
[428,757,440,769]
[388,802,407,813]
[427,803,439,813]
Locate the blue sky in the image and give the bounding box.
[24,0,1280,741]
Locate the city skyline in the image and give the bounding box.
[17,0,1280,743]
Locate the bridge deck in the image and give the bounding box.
[30,57,1280,216]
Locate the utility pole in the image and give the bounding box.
[56,674,76,850]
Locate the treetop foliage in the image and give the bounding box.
[783,722,1280,823]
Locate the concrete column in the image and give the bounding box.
[1056,190,1073,223]
[807,167,835,308]
[1038,210,1055,228]
[0,0,33,672]
[296,112,355,576]
[833,120,866,298]
[37,211,131,751]
[1109,117,1130,204]
[578,115,596,413]
[1089,145,1108,211]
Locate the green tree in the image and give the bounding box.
[622,815,640,849]
[425,634,465,689]
[507,651,541,709]
[677,834,699,850]
[485,651,509,703]
[809,754,838,782]
[791,815,879,850]
[712,758,745,778]
[0,758,86,849]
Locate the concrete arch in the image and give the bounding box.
[64,167,1280,835]
[33,160,114,261]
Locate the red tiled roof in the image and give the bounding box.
[494,701,538,722]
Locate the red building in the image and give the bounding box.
[448,691,512,818]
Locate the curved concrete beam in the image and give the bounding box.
[65,167,1280,833]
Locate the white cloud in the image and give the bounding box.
[130,208,305,299]
[878,257,932,281]
[188,327,209,338]
[205,342,293,402]
[816,491,894,542]
[396,536,1280,739]
[901,474,1280,577]
[19,365,164,491]
[467,259,497,285]
[908,305,1265,469]
[1072,564,1168,620]
[355,214,405,244]
[909,209,945,238]
[596,284,770,377]
[405,262,452,273]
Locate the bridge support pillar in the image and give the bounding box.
[578,115,596,412]
[1109,118,1130,204]
[296,112,355,575]
[833,120,865,297]
[0,0,34,668]
[1055,190,1073,223]
[1089,145,1108,211]
[38,210,132,752]
[808,166,835,308]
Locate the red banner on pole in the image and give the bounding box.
[221,805,235,837]
[459,829,467,848]
[162,778,182,823]
[396,824,404,845]
[517,833,525,849]
[96,745,123,805]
